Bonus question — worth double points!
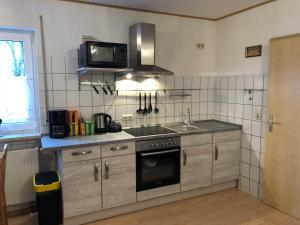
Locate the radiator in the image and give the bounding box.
[5,149,39,206]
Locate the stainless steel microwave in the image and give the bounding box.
[79,41,127,68]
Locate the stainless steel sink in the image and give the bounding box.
[193,120,231,129]
[166,124,200,132]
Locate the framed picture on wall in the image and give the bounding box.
[245,45,262,58]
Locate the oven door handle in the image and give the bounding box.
[141,149,179,156]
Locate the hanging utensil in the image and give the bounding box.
[92,85,99,94]
[105,80,113,95]
[136,92,143,114]
[147,92,152,114]
[97,80,108,95]
[143,93,147,115]
[154,91,159,114]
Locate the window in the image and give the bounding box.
[0,29,39,134]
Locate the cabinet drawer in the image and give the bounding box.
[213,130,241,143]
[62,145,101,163]
[101,142,135,158]
[181,133,212,147]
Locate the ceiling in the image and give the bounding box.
[79,0,274,20]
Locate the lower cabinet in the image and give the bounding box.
[181,144,212,191]
[62,159,102,218]
[60,131,241,221]
[102,154,136,209]
[212,140,240,184]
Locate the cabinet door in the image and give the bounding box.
[181,144,212,192]
[62,159,101,218]
[212,141,240,184]
[102,154,136,209]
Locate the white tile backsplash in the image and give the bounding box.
[53,91,67,108]
[79,91,92,107]
[52,74,66,90]
[212,74,267,197]
[242,148,251,164]
[250,166,260,182]
[228,90,235,103]
[67,91,80,108]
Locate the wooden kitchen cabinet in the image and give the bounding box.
[181,144,212,192]
[102,154,136,209]
[62,159,102,218]
[212,140,240,184]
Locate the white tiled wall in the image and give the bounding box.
[38,56,217,133]
[212,74,268,199]
[38,56,267,199]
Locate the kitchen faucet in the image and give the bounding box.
[184,108,192,126]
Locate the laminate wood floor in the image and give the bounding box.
[8,189,300,225]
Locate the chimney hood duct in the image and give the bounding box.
[129,23,174,76]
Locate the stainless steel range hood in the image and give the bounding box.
[129,23,174,76]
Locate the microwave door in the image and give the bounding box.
[90,45,114,64]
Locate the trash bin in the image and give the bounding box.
[33,171,61,225]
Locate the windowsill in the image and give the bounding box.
[0,132,41,143]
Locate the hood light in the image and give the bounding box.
[126,73,133,79]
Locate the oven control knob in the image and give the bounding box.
[150,144,154,148]
[155,144,159,147]
[168,142,172,145]
[161,143,165,146]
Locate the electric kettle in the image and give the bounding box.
[94,113,112,133]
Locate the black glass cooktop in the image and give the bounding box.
[124,126,177,137]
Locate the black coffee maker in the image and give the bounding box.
[49,110,68,138]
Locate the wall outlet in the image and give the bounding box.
[122,114,133,121]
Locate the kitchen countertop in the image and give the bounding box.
[41,120,242,150]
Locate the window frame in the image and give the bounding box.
[0,28,39,134]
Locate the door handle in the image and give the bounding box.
[110,146,128,151]
[94,161,99,181]
[268,114,281,132]
[105,161,109,179]
[183,150,187,166]
[214,145,219,160]
[72,150,92,156]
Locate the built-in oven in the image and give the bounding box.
[136,137,180,192]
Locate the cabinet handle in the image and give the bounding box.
[94,161,99,181]
[105,161,109,179]
[183,150,187,166]
[214,145,219,160]
[110,146,128,151]
[72,150,92,156]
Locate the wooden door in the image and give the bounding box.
[212,141,240,184]
[62,159,101,218]
[263,34,300,219]
[181,144,212,192]
[102,154,136,209]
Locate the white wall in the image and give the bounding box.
[215,0,300,75]
[0,0,216,76]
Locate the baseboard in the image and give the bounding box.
[7,202,36,218]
